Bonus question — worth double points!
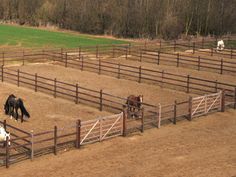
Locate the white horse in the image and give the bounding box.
[217,40,225,51]
[0,126,10,146]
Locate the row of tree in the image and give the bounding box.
[0,0,235,39]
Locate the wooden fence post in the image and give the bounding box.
[186,75,190,93]
[61,48,63,61]
[176,53,180,67]
[128,43,131,55]
[65,52,68,67]
[17,69,20,87]
[1,65,4,82]
[234,87,236,109]
[98,58,101,75]
[159,40,162,49]
[125,46,128,59]
[96,45,98,58]
[138,66,142,83]
[54,126,57,155]
[35,73,37,92]
[122,107,127,137]
[75,83,79,104]
[99,89,103,111]
[54,78,57,98]
[141,108,144,133]
[157,51,160,65]
[118,63,121,79]
[3,120,7,131]
[78,47,81,60]
[76,119,81,148]
[30,130,34,161]
[173,100,177,124]
[81,56,84,71]
[139,48,142,62]
[221,90,225,112]
[231,47,233,59]
[198,56,201,71]
[5,136,9,168]
[188,96,192,121]
[220,59,223,74]
[22,50,25,65]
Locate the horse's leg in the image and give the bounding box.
[20,106,24,123]
[15,107,19,122]
[10,106,13,119]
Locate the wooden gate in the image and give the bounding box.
[80,112,123,145]
[192,91,222,118]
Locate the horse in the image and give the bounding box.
[126,95,143,118]
[0,126,10,146]
[4,94,30,123]
[217,40,225,52]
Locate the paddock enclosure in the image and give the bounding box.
[0,36,236,168]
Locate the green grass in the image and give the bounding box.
[0,24,129,48]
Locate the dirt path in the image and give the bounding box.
[2,109,236,177]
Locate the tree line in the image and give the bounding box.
[0,0,235,39]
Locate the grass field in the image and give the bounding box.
[0,24,129,48]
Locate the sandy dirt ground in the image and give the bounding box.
[0,82,111,132]
[9,64,194,105]
[1,109,236,177]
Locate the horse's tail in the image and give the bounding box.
[18,99,30,118]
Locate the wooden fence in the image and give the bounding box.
[0,42,235,76]
[0,89,229,168]
[114,46,236,76]
[0,112,124,168]
[47,54,236,109]
[0,66,159,120]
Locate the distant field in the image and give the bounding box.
[0,24,129,48]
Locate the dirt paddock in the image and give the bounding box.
[2,109,236,177]
[0,82,111,132]
[9,63,194,105]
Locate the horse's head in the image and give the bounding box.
[138,95,143,103]
[137,95,143,108]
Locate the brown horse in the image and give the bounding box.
[126,95,143,113]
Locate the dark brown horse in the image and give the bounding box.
[126,95,143,113]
